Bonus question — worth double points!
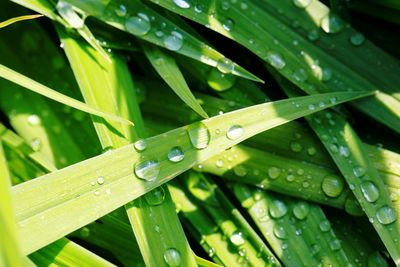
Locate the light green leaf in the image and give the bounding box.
[0,64,133,126]
[0,14,43,28]
[143,43,209,118]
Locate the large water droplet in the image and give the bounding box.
[217,57,234,74]
[207,68,236,91]
[293,201,310,220]
[162,32,183,51]
[360,181,380,203]
[134,139,147,152]
[321,14,343,34]
[293,0,312,8]
[268,167,281,179]
[134,160,160,181]
[187,122,210,149]
[168,147,185,162]
[350,32,365,46]
[163,248,182,266]
[173,0,191,9]
[223,18,234,31]
[319,220,331,232]
[269,200,288,219]
[266,52,286,70]
[145,187,166,205]
[322,175,345,198]
[230,231,245,246]
[273,224,287,239]
[125,15,151,36]
[376,205,397,225]
[226,125,244,140]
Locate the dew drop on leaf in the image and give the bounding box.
[268,166,281,179]
[115,4,127,17]
[134,160,160,181]
[273,224,287,239]
[376,205,397,225]
[134,139,147,152]
[226,125,244,140]
[319,220,331,232]
[187,122,210,149]
[163,248,182,266]
[321,14,343,34]
[265,52,286,70]
[293,201,310,220]
[223,18,234,31]
[125,15,151,36]
[173,0,191,9]
[350,32,365,46]
[230,231,245,246]
[145,187,166,206]
[360,181,380,202]
[163,31,183,51]
[217,57,234,73]
[167,147,185,162]
[269,200,288,219]
[322,175,345,197]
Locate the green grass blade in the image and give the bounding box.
[12,90,367,254]
[0,140,23,267]
[58,26,197,267]
[0,14,43,28]
[194,255,222,267]
[143,43,209,118]
[59,0,262,82]
[9,0,63,23]
[0,64,133,126]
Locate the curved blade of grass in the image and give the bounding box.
[61,0,261,82]
[0,64,133,126]
[0,141,24,267]
[194,255,222,267]
[12,90,368,254]
[149,0,400,133]
[0,14,43,28]
[58,26,196,267]
[9,0,63,23]
[143,43,209,118]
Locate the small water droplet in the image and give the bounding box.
[330,143,339,153]
[163,248,182,266]
[223,18,234,31]
[134,139,147,151]
[311,244,320,255]
[216,159,224,168]
[307,29,320,41]
[30,138,41,151]
[286,174,295,182]
[217,57,234,73]
[269,200,288,219]
[302,181,310,188]
[134,160,160,181]
[292,68,308,82]
[163,31,183,51]
[322,175,345,197]
[173,0,190,9]
[293,0,312,8]
[273,224,287,239]
[266,52,286,69]
[307,147,317,156]
[293,201,310,220]
[233,165,247,177]
[290,141,303,152]
[330,97,337,104]
[115,4,127,16]
[187,122,210,149]
[329,239,341,251]
[319,220,331,232]
[125,15,151,36]
[28,114,41,126]
[360,181,380,203]
[376,205,397,225]
[268,167,281,179]
[353,166,366,178]
[230,231,245,246]
[97,176,105,185]
[339,146,350,157]
[194,3,204,13]
[321,14,343,34]
[350,32,365,46]
[226,125,244,140]
[145,187,166,205]
[168,147,185,162]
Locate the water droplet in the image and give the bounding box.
[350,32,365,46]
[311,244,320,255]
[308,104,316,110]
[30,138,41,151]
[273,224,287,239]
[329,239,341,251]
[223,18,234,31]
[330,97,337,104]
[240,2,248,10]
[207,68,236,91]
[322,175,345,197]
[125,15,151,36]
[266,52,286,70]
[376,205,397,225]
[319,220,331,232]
[329,143,339,153]
[297,169,304,175]
[216,159,224,168]
[360,181,380,203]
[290,141,303,152]
[233,165,247,177]
[292,68,308,82]
[187,122,210,149]
[168,147,185,162]
[97,176,105,185]
[293,0,312,8]
[194,3,204,13]
[339,146,350,157]
[134,139,147,151]
[163,248,182,266]
[293,201,310,220]
[56,1,84,28]
[321,14,343,34]
[269,200,288,219]
[307,29,320,41]
[28,114,41,126]
[230,231,245,246]
[268,167,281,179]
[115,4,127,16]
[173,0,190,9]
[163,31,183,51]
[217,57,234,73]
[307,147,317,156]
[134,160,160,181]
[281,242,289,250]
[226,125,244,140]
[322,67,332,81]
[286,174,295,182]
[353,166,365,178]
[145,187,166,206]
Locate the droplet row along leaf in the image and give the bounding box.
[149,0,400,133]
[12,90,369,254]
